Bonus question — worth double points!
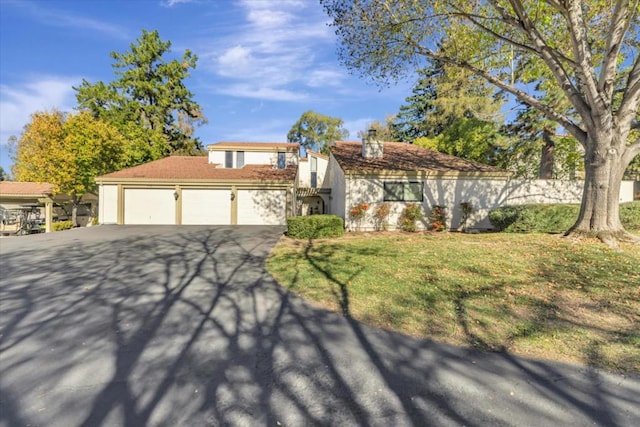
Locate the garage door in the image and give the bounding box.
[237,189,286,225]
[181,189,230,225]
[124,189,175,225]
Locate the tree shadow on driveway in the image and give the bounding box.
[1,226,639,426]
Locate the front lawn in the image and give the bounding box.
[267,232,640,373]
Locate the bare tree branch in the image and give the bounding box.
[489,0,594,129]
[419,46,587,145]
[598,0,636,99]
[619,54,640,127]
[565,0,610,114]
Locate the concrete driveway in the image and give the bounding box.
[1,226,638,426]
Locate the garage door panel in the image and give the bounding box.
[182,189,230,225]
[124,189,175,225]
[237,190,286,225]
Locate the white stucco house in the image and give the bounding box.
[96,136,635,229]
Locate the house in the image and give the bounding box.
[328,136,511,231]
[96,134,636,230]
[95,142,298,225]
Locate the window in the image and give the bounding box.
[383,182,423,202]
[225,151,233,168]
[236,151,244,168]
[277,152,286,169]
[310,156,318,188]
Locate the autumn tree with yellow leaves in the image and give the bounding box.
[12,110,125,226]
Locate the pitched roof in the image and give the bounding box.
[307,150,329,160]
[0,181,54,196]
[330,141,507,175]
[96,156,297,182]
[207,142,299,150]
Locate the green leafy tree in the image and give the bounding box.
[394,56,507,164]
[75,29,206,163]
[287,110,349,155]
[415,117,509,165]
[356,116,399,141]
[322,0,640,244]
[12,110,126,225]
[0,166,6,181]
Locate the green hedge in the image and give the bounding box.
[287,215,344,239]
[489,201,640,233]
[52,221,74,232]
[621,201,640,230]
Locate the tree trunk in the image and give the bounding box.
[566,137,634,246]
[71,195,79,227]
[539,129,555,179]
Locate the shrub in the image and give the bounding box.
[349,203,370,230]
[373,203,391,231]
[429,205,447,232]
[620,201,640,230]
[459,201,474,231]
[287,215,344,239]
[489,204,584,233]
[398,203,423,232]
[52,221,74,232]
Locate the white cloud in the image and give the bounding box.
[199,0,338,102]
[161,0,198,7]
[0,76,80,137]
[306,69,345,88]
[217,84,308,102]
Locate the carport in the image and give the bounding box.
[0,181,54,233]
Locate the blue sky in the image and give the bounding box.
[0,0,414,175]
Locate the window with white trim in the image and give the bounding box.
[383,182,423,202]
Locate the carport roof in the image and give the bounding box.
[96,156,297,182]
[330,141,509,176]
[0,181,54,197]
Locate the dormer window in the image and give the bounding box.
[277,152,286,169]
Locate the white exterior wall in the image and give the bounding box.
[328,155,346,220]
[343,178,636,231]
[99,185,118,224]
[297,155,329,188]
[209,150,298,168]
[298,161,310,187]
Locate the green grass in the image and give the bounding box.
[267,232,640,373]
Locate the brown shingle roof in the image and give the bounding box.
[330,141,507,175]
[96,156,297,182]
[207,142,299,150]
[0,181,54,196]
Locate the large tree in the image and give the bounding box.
[322,0,640,245]
[287,110,349,154]
[12,110,125,225]
[75,29,206,162]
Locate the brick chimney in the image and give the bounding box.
[362,128,384,159]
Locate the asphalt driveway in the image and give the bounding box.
[1,226,638,426]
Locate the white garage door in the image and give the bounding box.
[124,189,175,225]
[237,189,286,225]
[181,189,231,225]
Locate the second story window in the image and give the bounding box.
[277,152,286,169]
[225,151,233,168]
[237,151,244,168]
